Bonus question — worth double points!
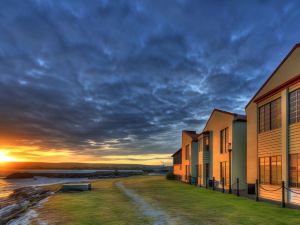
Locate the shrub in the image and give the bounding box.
[166,172,176,180]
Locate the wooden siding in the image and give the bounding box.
[258,128,282,157]
[173,164,182,176]
[289,123,300,154]
[259,184,281,202]
[288,188,300,205]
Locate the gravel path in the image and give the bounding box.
[116,181,180,225]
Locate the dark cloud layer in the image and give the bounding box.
[0,0,300,160]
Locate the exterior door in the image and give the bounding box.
[205,163,209,179]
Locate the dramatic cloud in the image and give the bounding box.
[0,0,300,163]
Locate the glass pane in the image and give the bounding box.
[265,104,270,131]
[225,161,229,185]
[225,128,229,152]
[259,106,265,133]
[290,91,298,124]
[277,156,282,185]
[265,157,270,184]
[259,158,265,183]
[271,156,276,185]
[290,154,297,187]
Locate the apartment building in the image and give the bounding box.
[197,131,211,186]
[181,130,199,183]
[246,43,300,204]
[201,109,247,190]
[172,148,182,178]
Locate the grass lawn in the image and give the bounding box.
[32,176,300,225]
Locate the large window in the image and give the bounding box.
[259,156,281,185]
[220,128,229,153]
[259,98,281,133]
[289,89,300,124]
[185,144,190,160]
[271,156,282,185]
[289,154,300,187]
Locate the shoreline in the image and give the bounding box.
[1,174,147,225]
[0,185,55,225]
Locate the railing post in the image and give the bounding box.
[222,177,225,193]
[282,181,285,208]
[256,179,259,202]
[237,178,240,196]
[212,177,215,191]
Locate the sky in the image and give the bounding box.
[0,0,300,165]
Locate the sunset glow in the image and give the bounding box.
[0,151,15,162]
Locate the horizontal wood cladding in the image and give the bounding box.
[259,185,281,201]
[289,123,300,154]
[203,151,210,162]
[288,188,300,205]
[258,129,282,157]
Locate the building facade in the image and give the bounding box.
[181,130,199,183]
[172,148,182,178]
[246,43,300,204]
[202,109,247,190]
[197,131,211,186]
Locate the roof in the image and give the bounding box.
[182,130,199,141]
[245,43,300,109]
[197,130,210,139]
[203,109,246,131]
[171,148,182,157]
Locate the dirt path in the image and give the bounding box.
[116,181,180,225]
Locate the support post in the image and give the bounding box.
[237,178,240,196]
[206,177,208,189]
[228,148,232,194]
[256,179,259,202]
[282,181,285,208]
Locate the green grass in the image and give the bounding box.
[32,178,151,225]
[33,176,300,225]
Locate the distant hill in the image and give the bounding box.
[0,162,168,171]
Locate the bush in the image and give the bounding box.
[166,172,176,180]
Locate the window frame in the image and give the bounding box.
[185,144,190,160]
[220,127,228,154]
[258,98,281,133]
[289,89,300,125]
[259,155,281,185]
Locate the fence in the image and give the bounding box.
[179,176,300,208]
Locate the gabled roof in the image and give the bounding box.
[171,148,182,157]
[182,130,199,141]
[203,109,246,131]
[245,43,300,109]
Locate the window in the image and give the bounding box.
[185,144,190,160]
[220,128,228,153]
[259,98,281,133]
[204,135,209,151]
[271,156,282,185]
[289,154,300,187]
[199,164,202,185]
[220,161,229,185]
[259,156,281,185]
[289,89,300,124]
[199,137,203,152]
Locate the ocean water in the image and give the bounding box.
[0,169,143,199]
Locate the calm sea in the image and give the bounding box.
[0,169,142,199]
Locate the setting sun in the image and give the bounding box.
[0,151,14,162]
